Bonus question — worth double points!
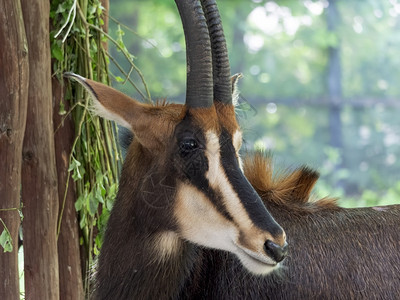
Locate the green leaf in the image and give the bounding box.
[69,158,85,181]
[105,198,114,211]
[75,194,85,211]
[95,234,102,249]
[109,184,117,198]
[68,157,80,171]
[93,245,100,256]
[79,215,86,229]
[51,43,64,62]
[95,187,104,204]
[0,229,13,253]
[115,76,124,83]
[87,193,99,216]
[55,3,66,14]
[97,3,105,15]
[59,100,66,115]
[88,5,96,16]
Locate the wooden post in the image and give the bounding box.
[0,0,29,298]
[53,78,85,300]
[21,0,60,298]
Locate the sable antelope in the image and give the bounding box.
[66,0,287,299]
[184,153,400,299]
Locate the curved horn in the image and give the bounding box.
[175,0,213,108]
[201,0,232,104]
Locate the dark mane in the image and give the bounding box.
[243,151,339,212]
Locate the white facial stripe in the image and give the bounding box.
[174,182,238,251]
[204,131,253,229]
[203,131,220,183]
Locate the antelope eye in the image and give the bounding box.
[179,138,199,152]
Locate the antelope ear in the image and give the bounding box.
[64,73,169,150]
[231,73,243,106]
[64,73,145,131]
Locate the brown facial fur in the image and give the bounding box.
[130,103,184,151]
[215,102,240,134]
[187,105,220,133]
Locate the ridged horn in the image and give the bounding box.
[201,0,232,104]
[175,0,213,108]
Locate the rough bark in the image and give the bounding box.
[21,0,60,299]
[53,78,84,300]
[0,0,29,298]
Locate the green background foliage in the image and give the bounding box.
[108,0,400,207]
[50,0,123,295]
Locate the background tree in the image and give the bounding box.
[1,0,114,298]
[21,0,60,298]
[53,75,84,299]
[0,1,28,299]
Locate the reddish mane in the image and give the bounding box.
[243,152,338,213]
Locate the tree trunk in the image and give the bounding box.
[0,0,29,298]
[21,0,60,299]
[53,78,84,300]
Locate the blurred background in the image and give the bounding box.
[108,0,400,207]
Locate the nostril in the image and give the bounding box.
[264,240,288,263]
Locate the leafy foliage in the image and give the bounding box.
[50,0,147,295]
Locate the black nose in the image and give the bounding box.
[264,240,288,263]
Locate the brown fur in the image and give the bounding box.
[215,101,240,134]
[135,104,183,151]
[188,105,221,133]
[85,78,186,152]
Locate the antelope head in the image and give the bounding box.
[66,0,287,275]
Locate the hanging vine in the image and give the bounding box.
[50,0,150,296]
